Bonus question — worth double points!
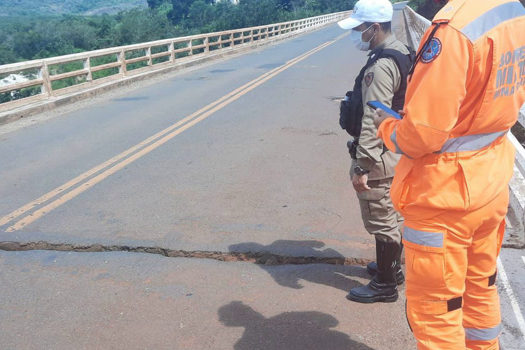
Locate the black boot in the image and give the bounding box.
[366,242,405,285]
[347,239,399,303]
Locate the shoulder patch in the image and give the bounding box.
[421,38,442,63]
[364,72,374,87]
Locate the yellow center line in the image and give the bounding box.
[3,32,347,232]
[0,59,289,228]
[0,39,336,228]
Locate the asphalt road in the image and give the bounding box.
[0,250,416,350]
[0,24,371,260]
[0,22,524,349]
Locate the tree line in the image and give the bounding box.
[3,0,522,66]
[0,0,353,66]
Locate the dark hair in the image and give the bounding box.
[364,21,392,32]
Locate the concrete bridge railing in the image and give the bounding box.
[397,3,525,245]
[0,10,350,119]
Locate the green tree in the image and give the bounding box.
[57,17,98,51]
[0,46,17,65]
[147,0,173,16]
[304,0,322,14]
[169,0,197,23]
[237,0,285,26]
[208,1,243,31]
[115,9,175,45]
[278,0,293,11]
[94,15,118,48]
[147,0,166,8]
[186,0,215,30]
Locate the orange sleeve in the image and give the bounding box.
[378,24,472,159]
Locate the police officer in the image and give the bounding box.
[374,0,525,348]
[338,0,414,303]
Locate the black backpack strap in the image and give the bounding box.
[354,52,383,89]
[378,48,414,80]
[375,47,415,114]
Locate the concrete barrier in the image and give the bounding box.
[0,11,350,124]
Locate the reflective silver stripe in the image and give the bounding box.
[391,128,408,156]
[465,324,502,341]
[461,2,525,42]
[439,131,507,153]
[404,227,444,248]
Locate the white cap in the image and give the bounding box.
[338,0,394,30]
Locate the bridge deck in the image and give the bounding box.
[0,22,523,349]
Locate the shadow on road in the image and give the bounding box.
[218,301,375,350]
[229,240,368,292]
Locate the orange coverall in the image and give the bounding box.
[377,0,525,349]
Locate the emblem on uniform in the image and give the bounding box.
[364,72,374,87]
[421,38,442,63]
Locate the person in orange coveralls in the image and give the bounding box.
[373,0,525,349]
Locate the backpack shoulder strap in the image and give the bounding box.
[377,48,414,79]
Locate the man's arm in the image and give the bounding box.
[377,26,471,159]
[357,58,400,171]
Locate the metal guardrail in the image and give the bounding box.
[0,11,350,113]
[399,4,525,243]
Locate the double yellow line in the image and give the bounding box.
[0,33,347,232]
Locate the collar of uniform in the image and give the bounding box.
[368,34,396,57]
[433,0,467,23]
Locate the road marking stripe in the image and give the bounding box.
[497,257,525,342]
[0,49,302,228]
[3,34,345,232]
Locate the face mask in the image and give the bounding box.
[350,25,376,51]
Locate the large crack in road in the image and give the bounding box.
[1,239,522,266]
[0,241,372,266]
